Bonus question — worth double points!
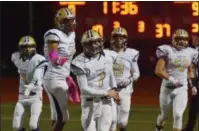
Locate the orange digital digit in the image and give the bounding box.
[103,2,108,14]
[138,21,145,33]
[120,2,129,15]
[59,2,86,15]
[113,21,121,29]
[192,23,199,33]
[112,2,120,14]
[192,2,198,16]
[92,24,104,36]
[128,2,138,15]
[155,24,171,38]
[155,24,163,38]
[163,24,171,37]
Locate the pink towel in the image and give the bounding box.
[66,76,80,103]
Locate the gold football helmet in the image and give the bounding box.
[18,36,36,59]
[81,29,104,57]
[172,29,189,50]
[55,8,76,33]
[110,27,128,49]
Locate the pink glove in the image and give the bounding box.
[56,57,68,66]
[66,76,80,103]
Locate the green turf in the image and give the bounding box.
[1,103,198,131]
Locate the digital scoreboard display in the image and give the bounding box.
[59,2,198,39]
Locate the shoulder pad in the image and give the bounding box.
[11,52,20,67]
[33,54,48,68]
[156,45,170,58]
[11,52,20,62]
[71,54,86,76]
[44,29,61,42]
[104,49,118,62]
[126,48,139,62]
[188,47,198,65]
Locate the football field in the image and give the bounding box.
[1,103,198,131]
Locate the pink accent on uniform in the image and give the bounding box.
[49,50,68,66]
[57,57,68,66]
[66,76,80,103]
[48,50,58,64]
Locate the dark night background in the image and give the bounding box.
[1,2,197,76]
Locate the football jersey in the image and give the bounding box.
[156,45,198,86]
[11,52,47,94]
[113,48,139,79]
[43,29,76,79]
[71,51,117,98]
[103,49,118,64]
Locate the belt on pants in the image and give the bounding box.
[19,91,37,96]
[86,96,108,101]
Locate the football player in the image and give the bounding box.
[43,7,76,131]
[109,27,140,131]
[71,29,120,131]
[11,36,47,131]
[155,29,198,131]
[182,35,199,131]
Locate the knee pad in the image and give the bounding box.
[173,112,182,120]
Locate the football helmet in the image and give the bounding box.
[172,29,189,50]
[18,36,36,59]
[110,27,128,49]
[55,8,76,33]
[81,30,104,58]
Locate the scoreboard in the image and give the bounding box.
[59,1,198,39]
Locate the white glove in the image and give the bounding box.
[132,74,139,81]
[24,83,35,96]
[117,78,131,87]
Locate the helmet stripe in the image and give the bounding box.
[65,8,70,15]
[68,8,73,15]
[25,36,29,43]
[90,30,94,37]
[86,30,90,38]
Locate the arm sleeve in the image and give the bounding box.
[192,50,198,65]
[31,59,48,87]
[31,67,45,87]
[76,75,108,96]
[131,61,140,81]
[131,53,140,80]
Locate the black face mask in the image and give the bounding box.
[62,18,76,34]
[83,39,103,58]
[19,45,36,60]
